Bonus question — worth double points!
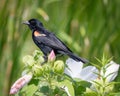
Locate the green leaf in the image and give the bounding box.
[59,79,75,96]
[72,80,91,95]
[84,92,97,96]
[91,62,101,70]
[73,79,91,87]
[106,92,120,96]
[92,80,103,87]
[19,84,38,96]
[95,57,102,64]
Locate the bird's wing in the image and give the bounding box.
[35,33,72,53]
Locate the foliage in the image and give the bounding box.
[0,0,120,96]
[10,50,120,96]
[15,50,73,96]
[85,56,119,96]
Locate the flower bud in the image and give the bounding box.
[10,73,33,94]
[33,65,43,76]
[33,50,43,56]
[23,55,35,67]
[53,60,65,74]
[33,50,44,64]
[39,56,45,64]
[42,64,51,73]
[48,50,56,62]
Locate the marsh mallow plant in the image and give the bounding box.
[10,50,120,96]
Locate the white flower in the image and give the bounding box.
[101,61,120,82]
[64,58,98,82]
[64,58,120,95]
[65,58,120,82]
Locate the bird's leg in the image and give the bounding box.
[41,50,56,65]
[56,54,64,57]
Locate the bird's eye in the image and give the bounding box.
[30,21,36,26]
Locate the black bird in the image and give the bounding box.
[23,18,88,63]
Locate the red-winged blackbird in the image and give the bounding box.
[23,19,88,63]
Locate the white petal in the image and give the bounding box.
[64,58,83,78]
[105,61,120,82]
[79,66,98,82]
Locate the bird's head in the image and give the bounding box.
[23,18,44,31]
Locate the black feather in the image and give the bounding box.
[23,18,88,63]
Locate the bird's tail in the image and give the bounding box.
[68,53,88,64]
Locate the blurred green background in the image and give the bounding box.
[0,0,120,96]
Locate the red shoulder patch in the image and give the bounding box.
[34,31,41,36]
[34,31,46,37]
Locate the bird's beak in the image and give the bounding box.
[23,21,30,25]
